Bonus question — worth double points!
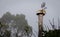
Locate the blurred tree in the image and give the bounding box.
[0,22,11,37]
[0,12,32,37]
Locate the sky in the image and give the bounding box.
[0,0,60,37]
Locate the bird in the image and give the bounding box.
[41,2,46,8]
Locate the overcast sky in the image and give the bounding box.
[0,0,60,37]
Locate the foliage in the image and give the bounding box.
[0,12,32,37]
[43,29,60,37]
[0,22,11,37]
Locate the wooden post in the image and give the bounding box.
[36,9,46,37]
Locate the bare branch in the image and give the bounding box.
[44,24,49,31]
[49,19,55,30]
[58,17,60,29]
